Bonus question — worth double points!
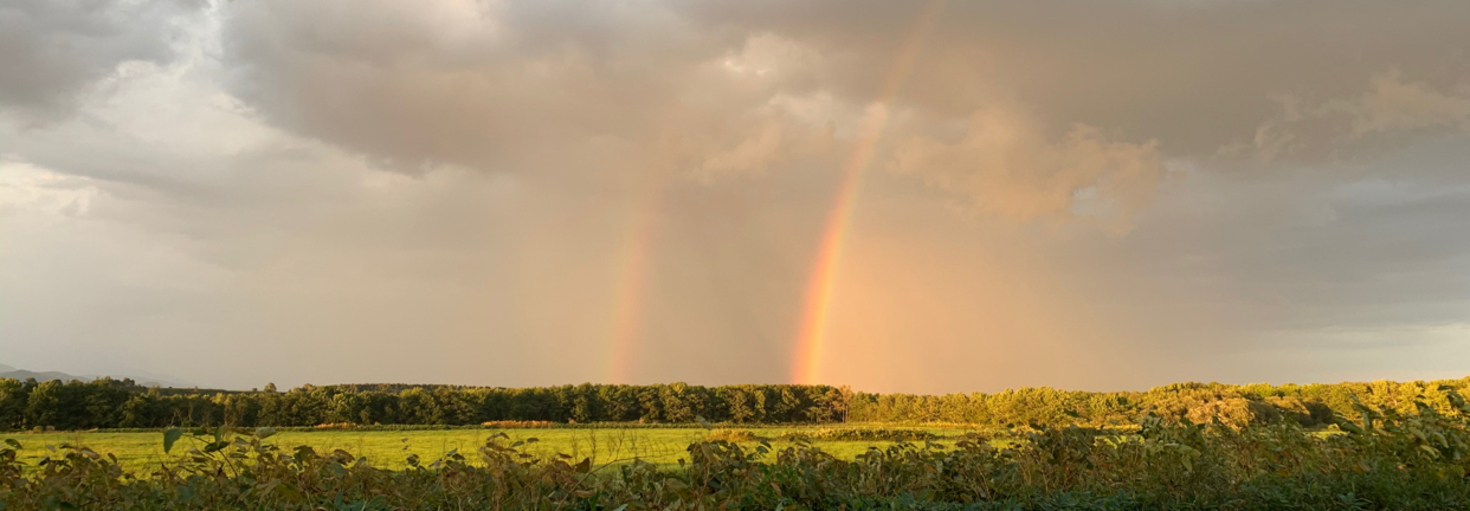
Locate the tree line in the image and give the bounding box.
[0,379,850,430]
[847,377,1470,427]
[1,375,1466,430]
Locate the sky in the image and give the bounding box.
[1,0,1468,394]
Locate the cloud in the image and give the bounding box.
[215,0,1470,211]
[0,0,204,120]
[0,161,101,218]
[1239,72,1470,162]
[216,0,1194,233]
[0,26,830,388]
[1336,71,1470,136]
[680,0,1470,157]
[891,106,1165,231]
[222,0,740,175]
[3,0,1470,393]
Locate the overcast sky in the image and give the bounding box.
[2,0,1468,393]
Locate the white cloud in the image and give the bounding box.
[0,161,101,218]
[1238,71,1470,161]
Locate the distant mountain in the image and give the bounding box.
[0,365,184,388]
[0,369,87,383]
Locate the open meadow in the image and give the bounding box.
[4,424,979,473]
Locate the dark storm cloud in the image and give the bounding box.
[222,0,1470,165]
[220,0,760,175]
[0,0,205,120]
[215,0,1470,226]
[678,0,1470,156]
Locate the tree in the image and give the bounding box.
[0,379,30,430]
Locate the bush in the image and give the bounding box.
[481,420,557,428]
[777,427,939,442]
[706,428,761,442]
[312,422,357,430]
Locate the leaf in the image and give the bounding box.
[696,416,712,430]
[163,427,183,454]
[3,439,19,450]
[254,427,276,440]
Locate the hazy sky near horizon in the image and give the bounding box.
[2,0,1469,393]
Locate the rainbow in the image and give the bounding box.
[791,0,947,385]
[605,147,674,384]
[606,203,657,384]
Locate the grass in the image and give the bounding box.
[3,424,978,473]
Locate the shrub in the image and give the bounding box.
[706,429,761,442]
[312,422,357,430]
[777,427,938,442]
[481,420,557,428]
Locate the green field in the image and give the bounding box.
[3,425,974,473]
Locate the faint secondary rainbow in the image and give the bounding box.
[606,207,656,384]
[606,133,691,384]
[791,0,947,385]
[606,172,666,385]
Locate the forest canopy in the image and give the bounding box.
[1,376,1467,431]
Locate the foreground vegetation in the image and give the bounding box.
[3,392,1470,510]
[4,375,1470,431]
